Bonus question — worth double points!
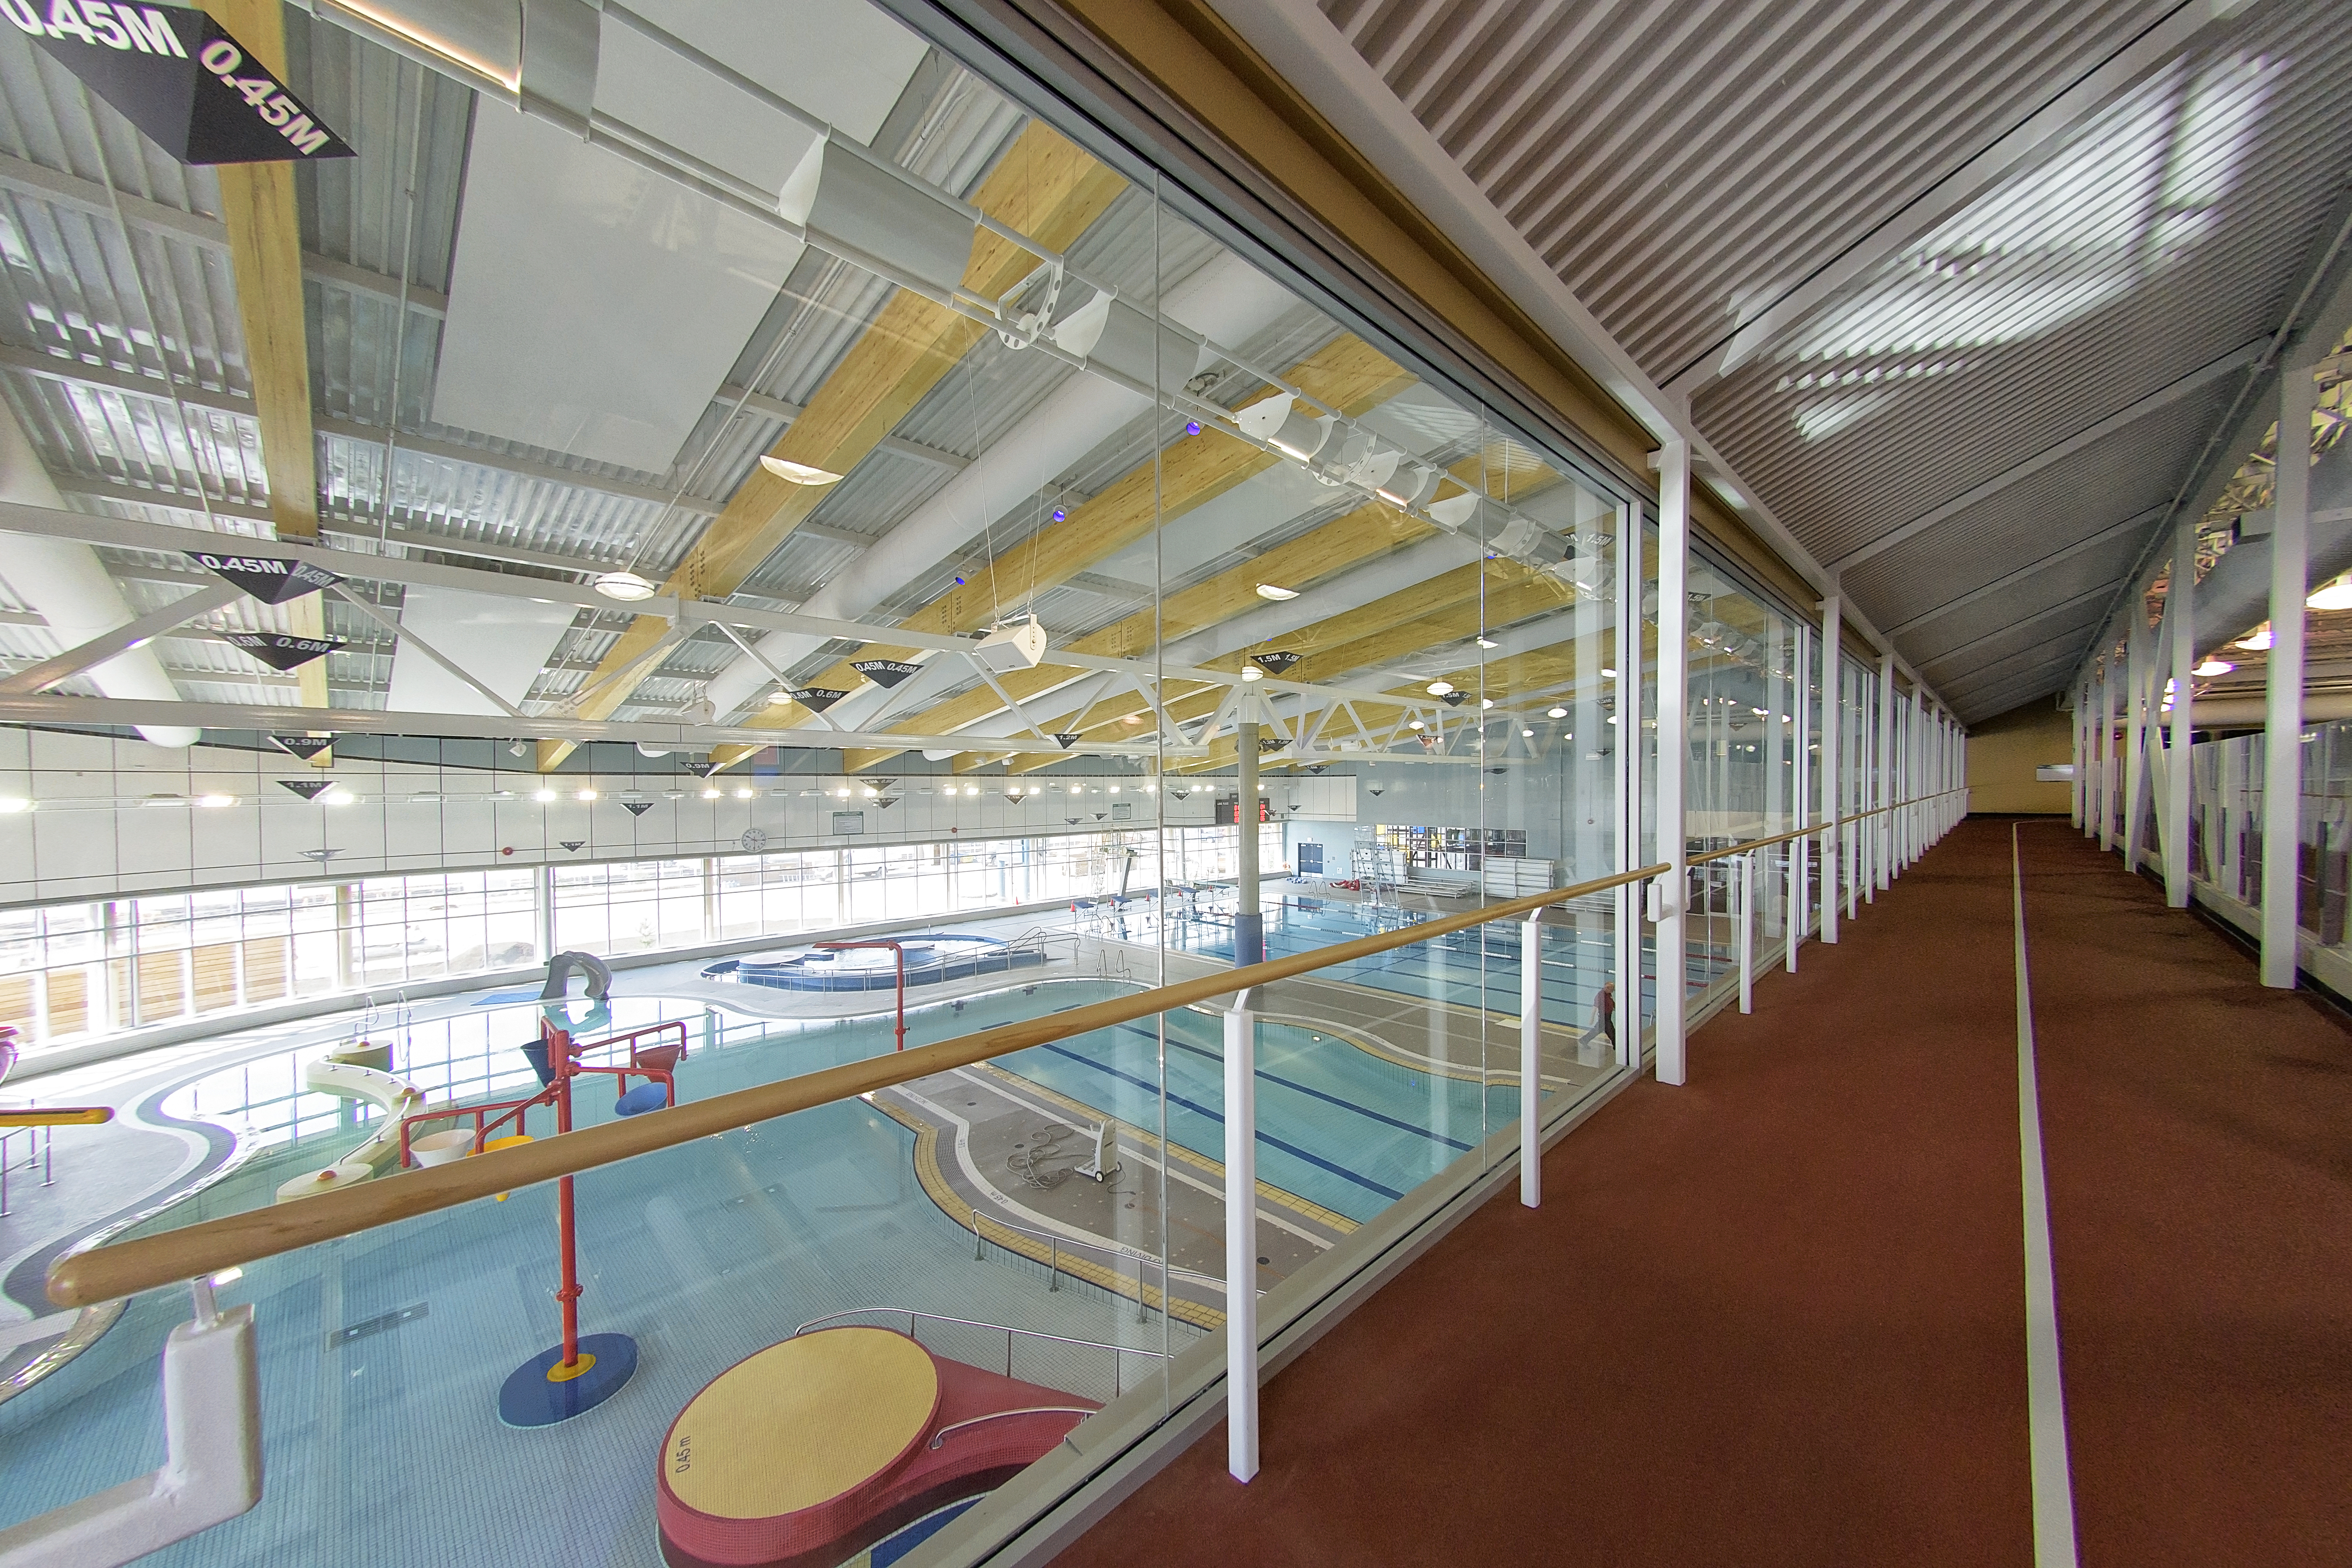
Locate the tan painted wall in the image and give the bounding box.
[1966,699,2074,814]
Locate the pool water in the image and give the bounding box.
[0,963,1564,1568]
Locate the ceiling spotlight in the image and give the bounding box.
[1480,698,1495,709]
[2310,577,2352,611]
[594,571,658,602]
[576,788,597,802]
[1255,583,1299,601]
[2193,658,2234,677]
[1408,720,1425,731]
[1426,681,1454,696]
[1475,637,1498,649]
[702,787,722,800]
[1241,666,1265,682]
[766,688,793,704]
[964,785,980,796]
[320,788,356,806]
[735,786,754,800]
[1521,728,1534,737]
[759,455,843,486]
[835,787,852,798]
[534,788,558,803]
[1547,707,1568,718]
[1600,667,1617,678]
[0,797,28,814]
[2234,625,2274,651]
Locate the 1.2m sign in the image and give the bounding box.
[5,2,355,165]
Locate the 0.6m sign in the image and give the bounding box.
[5,1,354,166]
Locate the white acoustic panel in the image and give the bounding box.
[430,0,929,473]
[385,585,577,717]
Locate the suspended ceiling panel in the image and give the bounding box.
[430,0,929,474]
[385,584,578,717]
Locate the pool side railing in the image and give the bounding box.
[44,785,1968,1311]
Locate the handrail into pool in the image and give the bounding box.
[45,859,1673,1307]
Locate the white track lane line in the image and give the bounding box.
[2012,823,2081,1567]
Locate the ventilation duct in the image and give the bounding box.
[0,402,197,747]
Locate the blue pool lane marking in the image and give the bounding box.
[1127,1025,1478,1153]
[1030,1040,1407,1203]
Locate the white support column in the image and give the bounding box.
[2262,352,2315,989]
[1737,854,1754,1014]
[1790,622,1812,972]
[2072,681,2088,832]
[1819,597,1841,946]
[1520,912,1543,1208]
[1614,503,1640,1072]
[1224,992,1259,1480]
[1875,654,1895,893]
[2124,611,2150,873]
[2166,513,2196,907]
[2097,657,2116,851]
[1655,441,1691,1085]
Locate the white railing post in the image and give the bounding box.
[1655,439,1691,1085]
[0,1283,262,1568]
[1224,991,1259,1481]
[1520,912,1543,1208]
[1737,854,1754,1015]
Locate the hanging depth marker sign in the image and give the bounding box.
[852,659,921,690]
[187,549,341,605]
[8,2,356,166]
[224,632,343,671]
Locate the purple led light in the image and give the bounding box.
[1186,421,1201,436]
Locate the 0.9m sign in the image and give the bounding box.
[5,1,354,165]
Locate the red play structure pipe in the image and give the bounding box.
[814,940,909,1052]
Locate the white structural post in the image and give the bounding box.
[1520,912,1543,1208]
[2072,680,2088,831]
[1224,992,1258,1480]
[2167,512,2197,906]
[2124,612,2149,872]
[2107,662,2126,860]
[1655,440,1691,1084]
[2262,352,2315,989]
[1790,622,1812,972]
[1614,503,1640,1072]
[1875,653,1895,893]
[1819,597,1841,946]
[1737,854,1754,1014]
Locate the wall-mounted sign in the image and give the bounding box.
[851,659,921,689]
[187,550,341,604]
[7,4,356,165]
[224,631,342,670]
[830,811,864,836]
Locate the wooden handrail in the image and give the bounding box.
[1684,788,1971,865]
[47,860,1669,1307]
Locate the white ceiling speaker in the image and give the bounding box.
[973,617,1048,672]
[778,133,978,298]
[1235,392,1334,462]
[1052,292,1202,395]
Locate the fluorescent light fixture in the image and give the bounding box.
[1255,583,1299,601]
[1607,715,1619,725]
[835,787,852,798]
[1241,665,1264,682]
[964,786,979,796]
[0,797,28,813]
[1426,681,1454,696]
[862,786,880,798]
[1480,698,1495,710]
[2310,578,2352,611]
[2235,625,2274,651]
[140,794,184,808]
[702,787,722,800]
[1108,785,1121,794]
[734,787,754,800]
[2193,658,2234,677]
[320,788,356,806]
[196,793,235,808]
[1476,637,1498,649]
[758,455,843,487]
[408,792,443,803]
[534,788,558,803]
[1144,783,1157,793]
[575,789,597,802]
[594,571,657,602]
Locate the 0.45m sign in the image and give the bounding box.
[5,1,354,165]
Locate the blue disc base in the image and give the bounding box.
[498,1332,637,1428]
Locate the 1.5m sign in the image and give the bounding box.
[4,2,355,165]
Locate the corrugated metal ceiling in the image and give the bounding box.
[1319,0,2352,722]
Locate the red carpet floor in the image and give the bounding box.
[1045,817,2352,1566]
